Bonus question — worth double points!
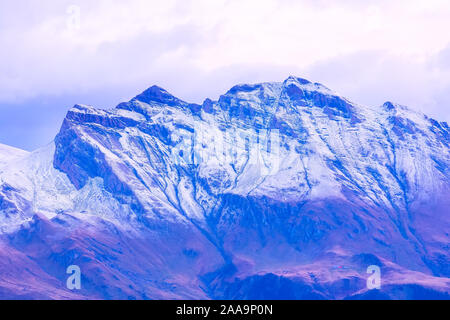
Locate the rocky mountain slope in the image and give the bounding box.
[0,76,448,299]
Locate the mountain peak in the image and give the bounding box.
[383,101,396,111]
[285,75,312,85]
[283,76,332,94]
[133,85,186,106]
[1,75,449,300]
[382,101,415,114]
[0,143,28,166]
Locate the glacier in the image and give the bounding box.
[0,76,448,299]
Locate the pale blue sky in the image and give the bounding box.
[1,0,450,150]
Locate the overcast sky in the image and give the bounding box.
[1,0,450,150]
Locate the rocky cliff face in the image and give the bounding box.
[0,76,448,299]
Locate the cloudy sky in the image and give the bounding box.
[1,0,450,150]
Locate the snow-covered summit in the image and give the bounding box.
[0,143,28,168]
[133,85,187,107]
[0,76,448,299]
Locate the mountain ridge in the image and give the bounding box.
[0,76,448,299]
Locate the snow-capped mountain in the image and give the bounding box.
[0,143,28,168]
[0,76,449,299]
